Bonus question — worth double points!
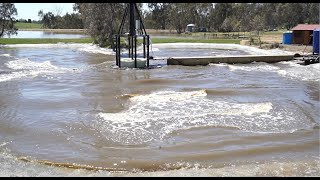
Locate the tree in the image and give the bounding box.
[210,3,233,31]
[38,10,57,29]
[147,3,170,29]
[167,3,186,34]
[278,3,304,30]
[221,17,233,32]
[0,3,17,38]
[251,15,266,47]
[77,3,125,47]
[167,3,199,34]
[196,3,212,31]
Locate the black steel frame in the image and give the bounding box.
[114,3,150,68]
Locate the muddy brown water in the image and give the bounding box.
[0,44,319,176]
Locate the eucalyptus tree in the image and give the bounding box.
[167,3,197,34]
[76,3,125,47]
[38,10,57,29]
[168,3,206,33]
[277,3,304,30]
[302,3,320,24]
[260,3,278,30]
[166,3,186,33]
[210,3,233,32]
[196,3,213,31]
[0,3,17,38]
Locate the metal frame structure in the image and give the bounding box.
[114,3,150,68]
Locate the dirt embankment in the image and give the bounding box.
[243,34,314,55]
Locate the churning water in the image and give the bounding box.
[0,43,319,176]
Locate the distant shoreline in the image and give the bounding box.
[18,29,86,34]
[17,29,178,35]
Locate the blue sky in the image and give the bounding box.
[14,3,149,21]
[14,3,75,21]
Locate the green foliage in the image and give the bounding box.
[144,3,319,33]
[0,3,18,38]
[77,3,125,48]
[38,10,83,29]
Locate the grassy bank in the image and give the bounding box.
[151,38,240,44]
[15,22,42,29]
[0,38,93,44]
[0,37,240,45]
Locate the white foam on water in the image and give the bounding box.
[277,61,320,82]
[0,43,157,56]
[77,44,115,55]
[211,60,320,82]
[95,90,313,145]
[0,54,12,57]
[1,43,291,57]
[0,58,79,82]
[0,43,115,55]
[227,62,280,72]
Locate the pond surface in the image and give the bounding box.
[3,30,89,39]
[0,43,319,176]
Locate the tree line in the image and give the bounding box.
[75,3,319,47]
[37,10,83,29]
[1,3,319,47]
[143,3,319,33]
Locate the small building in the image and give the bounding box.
[185,24,197,32]
[291,24,320,45]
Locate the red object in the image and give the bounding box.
[291,24,320,31]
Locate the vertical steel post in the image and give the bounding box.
[129,3,135,36]
[116,35,119,66]
[131,36,134,59]
[143,36,146,58]
[147,35,149,67]
[128,36,131,58]
[134,35,137,68]
[115,35,118,66]
[117,35,121,67]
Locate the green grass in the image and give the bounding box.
[0,37,240,45]
[0,38,94,44]
[150,38,241,44]
[15,22,42,29]
[262,31,286,35]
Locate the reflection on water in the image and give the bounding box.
[0,44,319,176]
[2,30,89,39]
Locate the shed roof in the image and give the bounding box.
[291,24,320,31]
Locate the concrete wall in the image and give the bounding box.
[167,55,294,66]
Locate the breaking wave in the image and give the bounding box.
[0,58,80,82]
[95,90,314,145]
